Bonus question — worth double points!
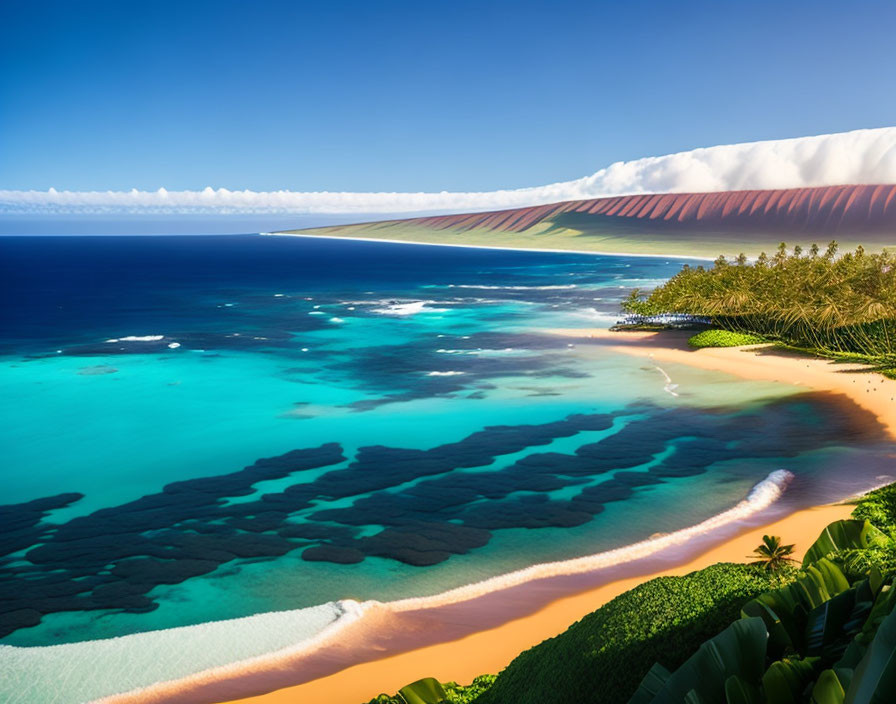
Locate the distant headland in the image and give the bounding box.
[279,184,896,259]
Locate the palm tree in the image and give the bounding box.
[625,244,896,358]
[748,535,797,572]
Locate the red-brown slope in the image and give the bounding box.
[334,184,896,235]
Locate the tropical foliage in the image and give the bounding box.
[748,535,797,572]
[627,511,896,703]
[802,519,886,566]
[629,553,896,703]
[852,484,896,534]
[463,564,784,704]
[688,329,766,348]
[623,243,896,357]
[364,676,496,704]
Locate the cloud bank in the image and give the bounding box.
[3,127,895,216]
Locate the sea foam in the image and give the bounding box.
[105,335,165,343]
[370,300,449,316]
[0,601,366,704]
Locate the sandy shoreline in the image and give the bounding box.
[203,331,896,704]
[557,328,896,438]
[219,504,853,704]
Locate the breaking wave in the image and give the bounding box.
[105,335,165,343]
[370,300,450,316]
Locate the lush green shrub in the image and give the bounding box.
[444,675,496,703]
[852,483,896,533]
[475,564,785,704]
[687,329,766,348]
[363,675,496,704]
[365,695,403,704]
[837,485,896,578]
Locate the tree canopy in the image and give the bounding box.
[623,242,896,355]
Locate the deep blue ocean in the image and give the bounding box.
[1,234,893,703]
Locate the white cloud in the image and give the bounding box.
[2,127,895,215]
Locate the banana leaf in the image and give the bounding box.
[797,562,851,605]
[626,617,768,704]
[742,558,851,655]
[803,521,885,567]
[857,583,896,646]
[804,580,874,660]
[811,668,848,704]
[763,657,820,703]
[398,678,448,704]
[832,580,896,677]
[724,674,761,704]
[741,599,795,654]
[844,604,896,703]
[629,663,672,704]
[819,578,896,703]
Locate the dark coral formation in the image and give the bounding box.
[0,395,884,639]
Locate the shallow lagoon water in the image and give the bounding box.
[1,235,893,700]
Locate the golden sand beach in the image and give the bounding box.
[561,328,896,438]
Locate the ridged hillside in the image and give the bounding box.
[283,184,896,257]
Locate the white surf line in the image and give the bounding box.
[648,353,680,397]
[260,231,715,262]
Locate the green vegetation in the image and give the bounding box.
[628,617,770,704]
[688,329,766,348]
[442,676,497,704]
[365,676,496,704]
[476,564,787,704]
[852,484,896,533]
[399,678,447,704]
[624,243,896,360]
[842,486,896,578]
[802,518,885,567]
[748,535,797,572]
[362,486,896,704]
[626,505,896,703]
[630,542,896,702]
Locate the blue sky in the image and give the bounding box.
[2,0,894,193]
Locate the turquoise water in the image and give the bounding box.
[1,235,892,660]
